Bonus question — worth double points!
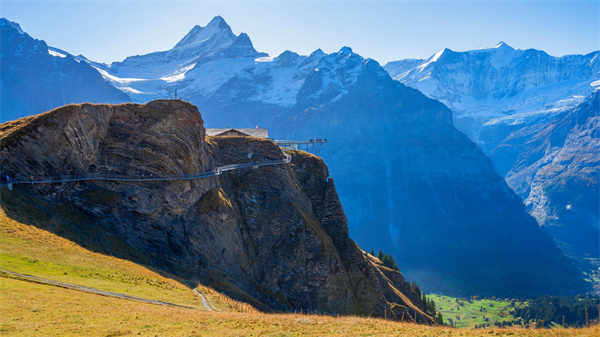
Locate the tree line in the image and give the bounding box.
[370,249,444,325]
[513,295,599,328]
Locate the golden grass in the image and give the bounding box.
[1,277,597,337]
[0,206,245,311]
[0,190,597,336]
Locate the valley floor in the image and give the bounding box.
[428,294,527,328]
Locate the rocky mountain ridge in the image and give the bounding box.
[385,43,600,273]
[496,92,600,265]
[0,18,129,122]
[385,42,599,140]
[0,100,433,322]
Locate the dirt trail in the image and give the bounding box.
[0,268,197,310]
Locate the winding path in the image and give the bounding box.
[0,268,197,310]
[193,288,215,311]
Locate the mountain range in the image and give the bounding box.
[385,43,599,273]
[0,99,436,321]
[0,18,128,121]
[0,16,591,297]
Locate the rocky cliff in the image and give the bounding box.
[0,100,432,322]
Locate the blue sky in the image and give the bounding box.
[2,0,598,64]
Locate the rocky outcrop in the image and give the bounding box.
[0,100,432,322]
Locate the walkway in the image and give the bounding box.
[1,153,291,188]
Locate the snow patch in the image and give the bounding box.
[48,49,66,58]
[93,66,145,84]
[417,49,446,72]
[255,56,275,62]
[160,63,196,83]
[181,57,255,97]
[121,87,144,94]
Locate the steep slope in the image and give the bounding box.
[0,198,251,312]
[492,92,600,265]
[79,17,586,297]
[385,44,600,273]
[0,100,432,322]
[193,50,585,297]
[0,18,129,122]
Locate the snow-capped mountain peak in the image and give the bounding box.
[385,43,599,130]
[494,41,513,50]
[95,16,265,80]
[173,15,235,49]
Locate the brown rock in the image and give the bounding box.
[0,100,432,323]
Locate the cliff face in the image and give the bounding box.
[491,92,600,265]
[0,100,431,322]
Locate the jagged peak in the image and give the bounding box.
[274,50,301,66]
[276,50,300,59]
[309,48,325,59]
[339,46,353,55]
[0,17,25,35]
[208,15,227,26]
[216,31,266,58]
[429,48,450,63]
[234,32,252,45]
[173,16,235,49]
[495,41,513,50]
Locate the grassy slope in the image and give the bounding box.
[0,205,248,311]
[2,277,597,337]
[0,199,596,335]
[428,294,528,328]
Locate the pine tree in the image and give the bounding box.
[436,312,444,325]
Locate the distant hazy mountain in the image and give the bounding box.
[385,42,599,143]
[83,17,586,297]
[3,17,586,297]
[494,92,599,266]
[385,43,600,272]
[0,18,128,121]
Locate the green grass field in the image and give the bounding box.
[0,206,257,312]
[428,293,527,328]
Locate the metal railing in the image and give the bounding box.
[1,152,291,190]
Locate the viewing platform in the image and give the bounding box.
[206,128,327,154]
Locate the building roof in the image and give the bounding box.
[206,128,269,138]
